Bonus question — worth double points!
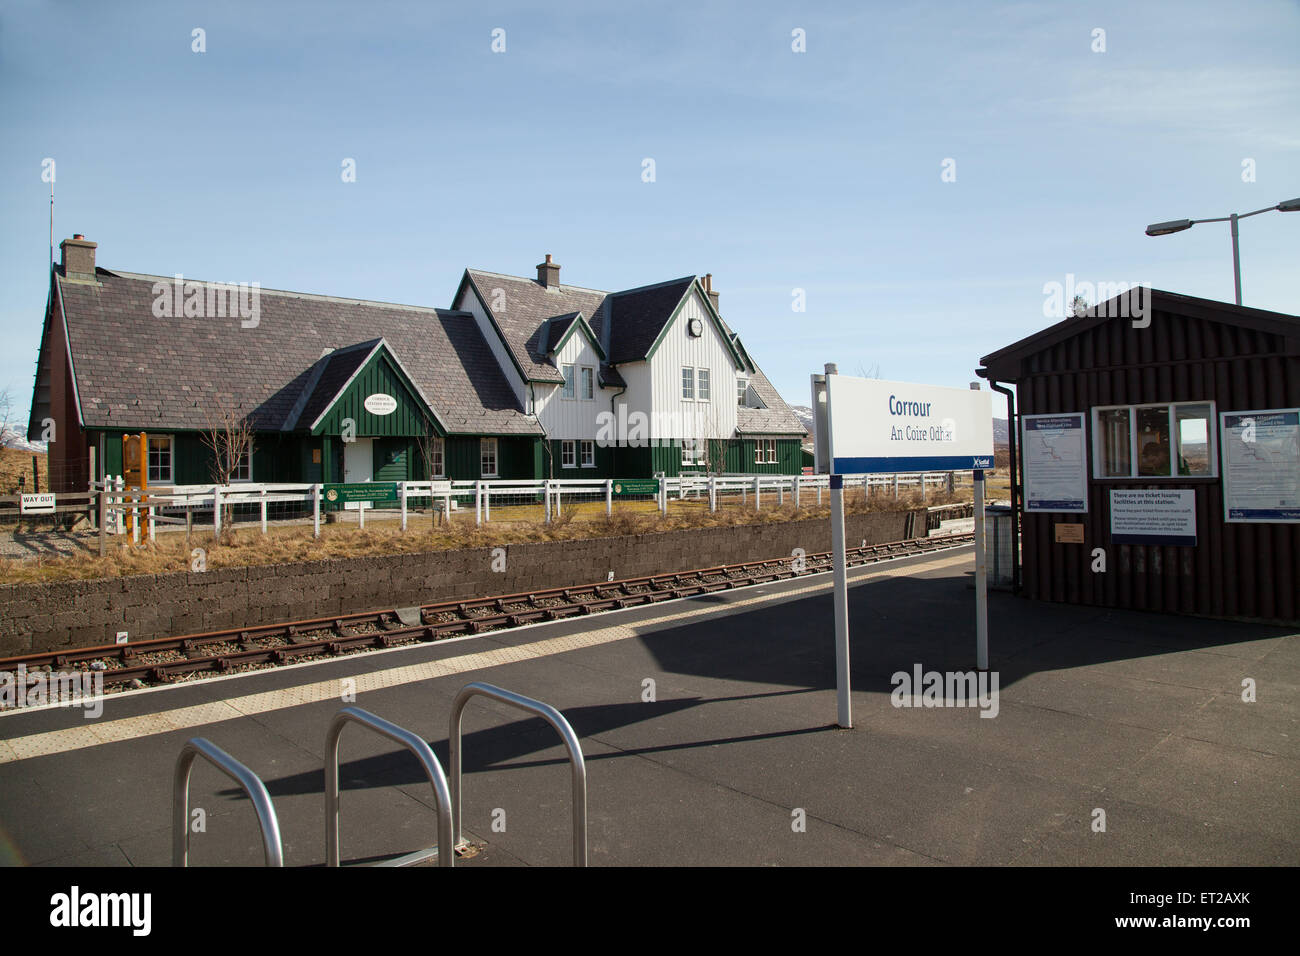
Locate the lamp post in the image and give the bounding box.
[1146,198,1300,306]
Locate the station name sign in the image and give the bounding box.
[825,375,995,474]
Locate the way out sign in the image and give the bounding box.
[812,370,996,729]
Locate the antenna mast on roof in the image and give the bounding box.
[48,176,54,271]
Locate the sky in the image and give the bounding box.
[1,0,1297,425]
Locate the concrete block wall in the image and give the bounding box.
[0,510,923,656]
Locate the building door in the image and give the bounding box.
[343,438,374,482]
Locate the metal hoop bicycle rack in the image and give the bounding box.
[172,737,284,867]
[326,706,455,868]
[449,681,588,867]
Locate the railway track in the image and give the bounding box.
[0,533,973,695]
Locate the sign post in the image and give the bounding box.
[815,370,995,725]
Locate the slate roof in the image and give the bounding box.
[604,277,697,364]
[737,366,807,435]
[54,268,541,436]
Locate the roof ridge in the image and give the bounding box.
[609,275,697,297]
[105,270,458,316]
[466,267,609,295]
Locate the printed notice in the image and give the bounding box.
[1221,409,1300,523]
[1023,414,1087,513]
[1110,489,1197,546]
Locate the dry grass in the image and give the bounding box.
[0,485,969,585]
[0,448,46,495]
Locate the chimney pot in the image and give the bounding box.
[536,254,561,288]
[704,273,720,312]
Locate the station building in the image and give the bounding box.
[28,237,805,492]
[978,288,1299,623]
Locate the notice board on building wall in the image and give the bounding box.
[1221,409,1300,523]
[1022,413,1087,513]
[1110,489,1197,546]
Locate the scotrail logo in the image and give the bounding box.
[891,664,999,718]
[0,665,103,718]
[49,886,151,936]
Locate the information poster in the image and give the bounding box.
[1022,414,1088,513]
[1110,489,1197,545]
[1220,409,1300,523]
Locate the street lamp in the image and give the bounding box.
[1145,198,1300,305]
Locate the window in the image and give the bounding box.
[766,439,777,463]
[682,439,702,466]
[697,368,710,402]
[480,437,498,477]
[581,366,594,400]
[561,440,576,468]
[681,367,695,401]
[736,377,748,407]
[1092,403,1216,478]
[754,441,763,465]
[561,365,575,399]
[231,446,253,482]
[148,436,173,484]
[429,438,444,477]
[580,440,595,467]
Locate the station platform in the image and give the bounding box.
[1,545,1295,867]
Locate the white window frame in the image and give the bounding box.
[580,366,594,401]
[148,435,174,484]
[1090,402,1218,479]
[682,439,701,466]
[580,440,595,468]
[766,439,777,464]
[480,437,498,477]
[561,364,576,400]
[561,439,576,468]
[754,440,763,465]
[681,367,695,401]
[697,368,710,403]
[430,438,445,478]
[230,445,253,483]
[736,377,748,407]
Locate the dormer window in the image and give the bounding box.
[737,377,748,407]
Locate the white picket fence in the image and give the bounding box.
[90,471,962,541]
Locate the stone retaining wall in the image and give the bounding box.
[0,510,924,656]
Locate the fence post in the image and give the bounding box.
[893,474,899,499]
[708,475,716,513]
[544,480,552,524]
[313,484,321,538]
[605,479,612,517]
[778,480,784,507]
[213,485,222,537]
[358,500,365,530]
[148,505,156,543]
[260,490,268,534]
[921,475,927,503]
[400,482,407,531]
[475,482,483,526]
[98,481,107,557]
[88,447,97,529]
[794,476,801,509]
[754,477,761,511]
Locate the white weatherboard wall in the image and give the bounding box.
[454,282,528,408]
[647,289,739,440]
[826,375,994,472]
[534,327,607,439]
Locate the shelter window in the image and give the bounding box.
[766,439,777,463]
[480,438,498,477]
[148,436,174,484]
[561,440,576,468]
[580,440,595,467]
[1092,403,1216,478]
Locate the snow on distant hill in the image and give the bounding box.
[1,425,46,453]
[788,405,1009,446]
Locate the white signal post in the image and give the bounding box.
[814,369,995,728]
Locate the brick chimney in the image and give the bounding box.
[536,253,560,288]
[60,234,97,283]
[703,273,720,312]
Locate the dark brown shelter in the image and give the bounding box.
[978,288,1300,624]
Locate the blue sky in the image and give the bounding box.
[2,0,1297,424]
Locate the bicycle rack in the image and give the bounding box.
[449,681,588,867]
[172,737,284,867]
[326,706,454,868]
